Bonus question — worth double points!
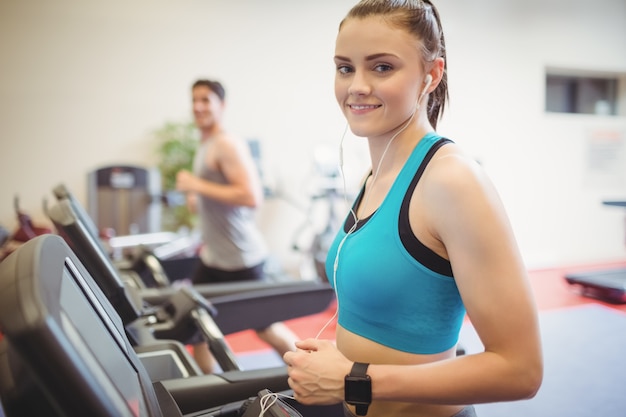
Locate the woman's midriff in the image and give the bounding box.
[337,326,465,417]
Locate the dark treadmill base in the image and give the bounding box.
[139,282,336,335]
[564,267,626,304]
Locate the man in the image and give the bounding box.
[176,79,298,373]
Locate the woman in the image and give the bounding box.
[283,1,543,416]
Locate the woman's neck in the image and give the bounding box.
[367,122,432,177]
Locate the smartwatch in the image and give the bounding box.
[344,362,371,416]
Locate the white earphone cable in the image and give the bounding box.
[319,97,420,340]
[258,391,297,417]
[257,80,429,417]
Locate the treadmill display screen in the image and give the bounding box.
[60,257,147,417]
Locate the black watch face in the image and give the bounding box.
[345,376,372,404]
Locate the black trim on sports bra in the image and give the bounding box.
[399,138,454,277]
[343,183,370,233]
[343,138,454,277]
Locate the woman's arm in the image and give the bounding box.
[371,150,543,404]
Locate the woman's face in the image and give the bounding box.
[192,85,224,131]
[334,16,425,139]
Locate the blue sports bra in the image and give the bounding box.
[325,132,465,354]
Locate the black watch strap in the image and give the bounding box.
[351,362,369,377]
[355,403,369,415]
[347,362,371,416]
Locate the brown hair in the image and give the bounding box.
[340,0,448,129]
[192,79,226,101]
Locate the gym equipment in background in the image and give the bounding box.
[45,184,336,388]
[564,200,626,304]
[0,196,52,262]
[45,196,334,373]
[50,183,335,325]
[88,165,162,236]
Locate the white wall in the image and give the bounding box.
[1,0,625,273]
[436,0,626,267]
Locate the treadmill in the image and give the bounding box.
[46,195,332,412]
[50,183,334,316]
[564,200,626,304]
[0,235,341,417]
[44,195,334,375]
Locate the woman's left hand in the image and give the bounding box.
[283,339,352,405]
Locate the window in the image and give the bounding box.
[545,71,621,116]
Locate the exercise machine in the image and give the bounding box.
[0,196,52,262]
[0,235,342,416]
[564,200,626,304]
[45,197,333,372]
[45,185,335,375]
[49,183,334,325]
[87,164,162,236]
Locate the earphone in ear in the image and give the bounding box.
[415,74,433,110]
[420,74,433,99]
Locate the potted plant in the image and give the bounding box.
[155,120,199,232]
